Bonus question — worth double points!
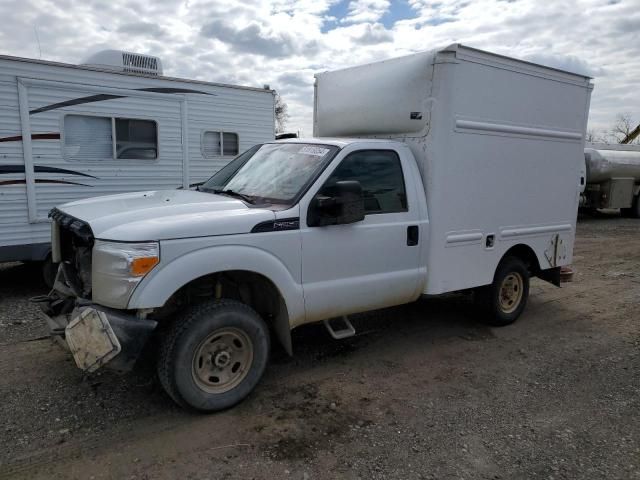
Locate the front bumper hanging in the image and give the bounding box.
[32,295,157,373]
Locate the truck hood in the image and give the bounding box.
[57,190,275,241]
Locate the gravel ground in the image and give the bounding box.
[0,211,639,479]
[0,262,49,345]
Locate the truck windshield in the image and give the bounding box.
[200,143,339,204]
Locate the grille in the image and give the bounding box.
[49,208,93,244]
[49,208,94,297]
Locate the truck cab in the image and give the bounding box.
[40,138,433,410]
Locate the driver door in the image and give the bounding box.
[300,149,423,323]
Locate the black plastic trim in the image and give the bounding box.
[251,217,300,233]
[538,266,561,287]
[407,225,419,246]
[49,208,94,244]
[0,242,50,262]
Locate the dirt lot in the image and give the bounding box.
[1,212,639,479]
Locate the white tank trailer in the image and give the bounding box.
[582,143,640,217]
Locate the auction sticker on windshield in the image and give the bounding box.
[299,146,331,157]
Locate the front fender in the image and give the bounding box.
[127,244,305,328]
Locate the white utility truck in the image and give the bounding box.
[36,45,593,411]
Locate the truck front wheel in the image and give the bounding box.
[475,256,530,326]
[157,299,270,412]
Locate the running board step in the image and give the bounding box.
[323,316,356,340]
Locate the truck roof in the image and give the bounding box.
[274,137,402,148]
[315,44,592,80]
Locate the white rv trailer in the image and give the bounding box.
[0,50,275,273]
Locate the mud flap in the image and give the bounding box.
[538,266,561,287]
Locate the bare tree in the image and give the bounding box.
[586,128,616,144]
[586,128,600,143]
[611,112,640,144]
[274,93,289,134]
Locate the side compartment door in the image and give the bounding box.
[300,148,423,323]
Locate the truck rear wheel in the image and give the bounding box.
[475,256,530,326]
[157,299,270,412]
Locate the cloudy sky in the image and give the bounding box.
[0,0,638,137]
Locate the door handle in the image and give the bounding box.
[407,225,419,246]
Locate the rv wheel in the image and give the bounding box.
[475,256,530,326]
[157,299,270,412]
[42,256,57,289]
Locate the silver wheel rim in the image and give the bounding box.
[499,272,524,314]
[191,327,253,394]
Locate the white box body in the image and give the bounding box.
[314,44,593,294]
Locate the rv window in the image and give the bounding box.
[202,131,240,157]
[115,119,157,159]
[63,115,112,161]
[202,131,222,157]
[64,115,157,161]
[222,132,239,156]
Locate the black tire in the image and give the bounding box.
[157,299,270,412]
[42,256,57,289]
[475,256,530,326]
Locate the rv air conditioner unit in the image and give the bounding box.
[81,49,163,76]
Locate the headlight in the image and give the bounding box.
[92,240,160,308]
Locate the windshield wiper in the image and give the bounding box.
[213,189,256,204]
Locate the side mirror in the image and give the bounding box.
[308,180,365,227]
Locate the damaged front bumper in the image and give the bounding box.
[32,295,157,373]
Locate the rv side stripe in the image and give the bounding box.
[0,179,93,187]
[0,164,97,179]
[0,133,60,142]
[29,88,213,115]
[136,87,214,95]
[30,94,125,114]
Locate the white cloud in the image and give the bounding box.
[351,23,394,44]
[343,0,391,24]
[524,53,604,78]
[0,0,637,137]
